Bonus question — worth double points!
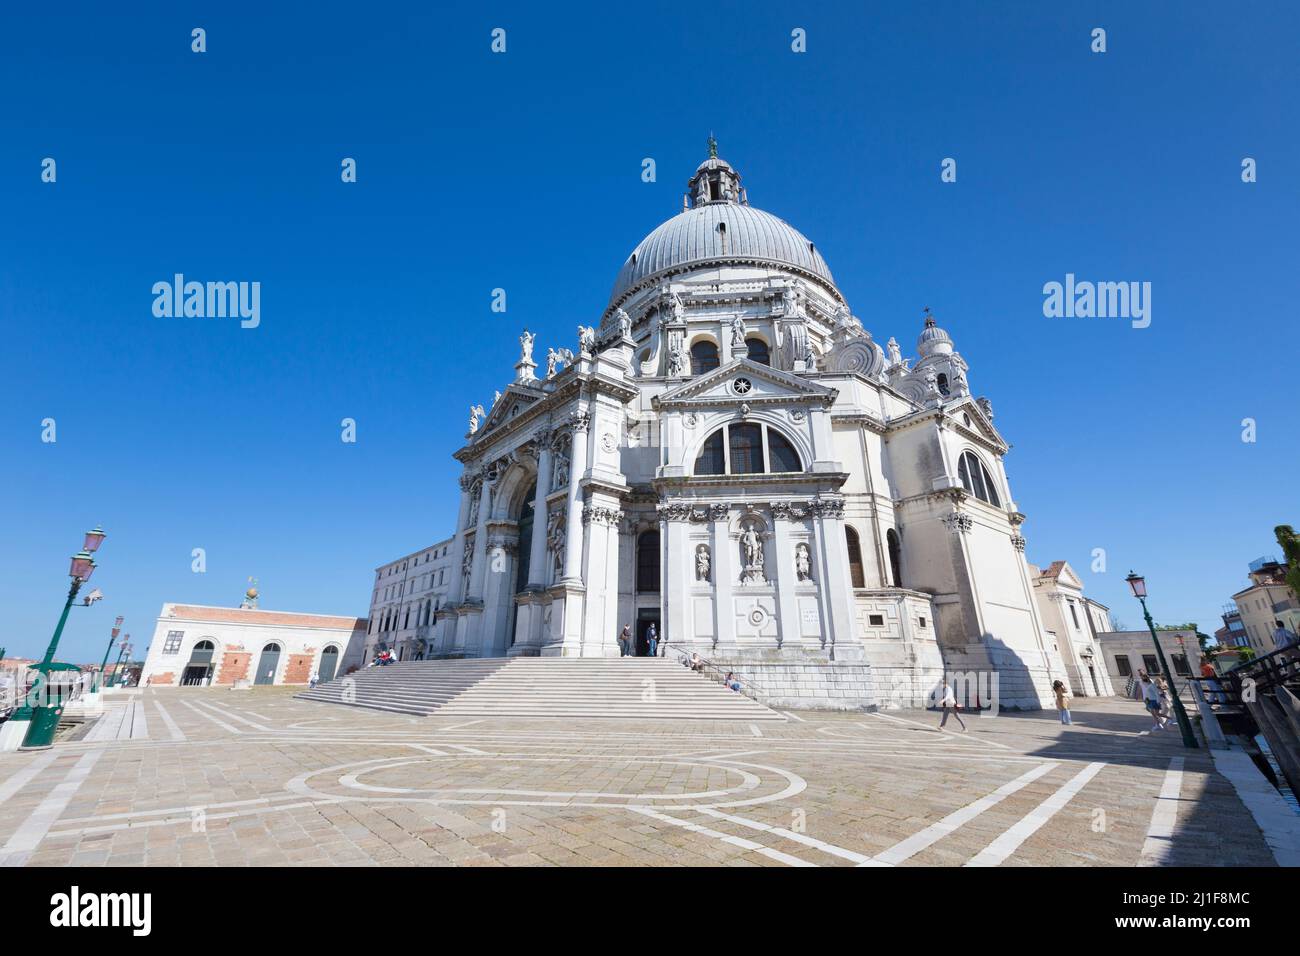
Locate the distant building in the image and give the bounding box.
[139,598,367,687]
[363,538,455,664]
[1096,628,1201,688]
[1214,604,1249,648]
[1028,561,1115,697]
[1231,557,1299,654]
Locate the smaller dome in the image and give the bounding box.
[918,311,953,357]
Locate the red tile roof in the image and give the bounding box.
[163,605,366,630]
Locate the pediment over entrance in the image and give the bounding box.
[475,385,544,439]
[653,358,837,410]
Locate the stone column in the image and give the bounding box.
[581,503,623,655]
[467,470,493,600]
[448,476,474,604]
[527,437,553,588]
[710,504,735,649]
[661,503,690,649]
[561,412,590,583]
[812,497,859,654]
[771,504,803,648]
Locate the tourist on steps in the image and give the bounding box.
[618,624,631,657]
[936,679,967,731]
[1139,673,1167,730]
[647,623,658,657]
[1052,680,1072,725]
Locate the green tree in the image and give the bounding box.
[1275,525,1300,598]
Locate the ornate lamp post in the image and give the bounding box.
[18,528,107,749]
[97,616,124,692]
[1125,571,1198,749]
[109,639,131,687]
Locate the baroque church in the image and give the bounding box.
[427,144,1067,709]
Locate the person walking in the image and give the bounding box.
[936,678,966,731]
[618,624,631,658]
[1139,673,1167,730]
[1052,679,1072,725]
[1199,660,1223,705]
[646,623,658,658]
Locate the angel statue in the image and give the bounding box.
[469,404,486,434]
[578,325,596,355]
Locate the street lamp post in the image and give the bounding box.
[19,527,107,750]
[1125,571,1198,749]
[97,616,123,693]
[109,639,130,687]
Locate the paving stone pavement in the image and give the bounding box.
[0,688,1283,867]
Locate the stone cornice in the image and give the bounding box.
[653,471,848,494]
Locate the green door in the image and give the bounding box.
[318,646,338,683]
[255,643,281,685]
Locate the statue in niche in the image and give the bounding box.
[552,443,570,489]
[794,543,812,582]
[547,510,566,578]
[741,522,764,572]
[670,291,686,322]
[695,544,711,582]
[578,325,596,355]
[469,404,485,434]
[519,328,535,364]
[668,342,688,377]
[731,313,747,348]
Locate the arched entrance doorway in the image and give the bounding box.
[635,530,661,655]
[510,481,536,647]
[318,645,339,682]
[181,640,216,686]
[255,642,281,685]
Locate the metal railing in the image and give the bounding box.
[663,645,762,701]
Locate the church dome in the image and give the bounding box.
[606,146,838,312]
[918,312,953,357]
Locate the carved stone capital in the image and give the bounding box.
[582,505,624,527]
[1011,534,1027,552]
[942,512,974,535]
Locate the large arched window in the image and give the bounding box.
[636,531,660,592]
[745,338,770,365]
[845,527,866,588]
[957,451,1002,507]
[690,340,720,375]
[692,423,804,475]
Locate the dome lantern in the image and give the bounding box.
[684,137,746,208]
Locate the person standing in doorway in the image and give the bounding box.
[646,622,658,658]
[618,624,631,658]
[1052,679,1072,725]
[936,678,966,731]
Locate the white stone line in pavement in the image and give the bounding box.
[0,750,102,867]
[177,699,242,734]
[150,700,186,741]
[627,806,817,867]
[443,744,490,755]
[695,807,874,865]
[46,797,352,841]
[192,699,271,732]
[749,724,763,737]
[0,751,61,807]
[782,711,806,722]
[54,793,307,828]
[82,704,128,743]
[862,762,1059,867]
[128,699,150,740]
[964,761,1106,867]
[865,711,1017,751]
[1209,748,1300,867]
[1139,756,1184,866]
[407,745,451,755]
[437,719,489,731]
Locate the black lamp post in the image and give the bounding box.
[97,616,123,692]
[1125,571,1198,749]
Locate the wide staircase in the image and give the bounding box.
[295,657,784,720]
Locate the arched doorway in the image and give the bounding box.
[255,642,281,685]
[511,481,536,647]
[318,645,339,683]
[635,530,661,655]
[181,640,216,686]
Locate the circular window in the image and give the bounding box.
[748,607,767,627]
[733,377,753,395]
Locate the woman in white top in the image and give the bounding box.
[937,680,967,731]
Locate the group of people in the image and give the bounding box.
[616,623,658,658]
[369,649,397,667]
[1135,669,1175,730]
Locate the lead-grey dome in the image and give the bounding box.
[606,152,838,312]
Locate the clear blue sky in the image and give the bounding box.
[2,2,1296,662]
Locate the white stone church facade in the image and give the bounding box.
[423,148,1069,709]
